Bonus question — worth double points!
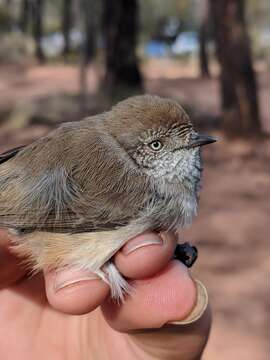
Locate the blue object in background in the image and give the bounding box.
[144,40,170,58]
[171,31,199,55]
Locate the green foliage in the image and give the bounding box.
[0,5,12,32]
[247,0,270,29]
[139,0,195,40]
[247,0,270,63]
[0,32,35,65]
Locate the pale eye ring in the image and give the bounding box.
[149,140,163,151]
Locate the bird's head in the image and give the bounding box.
[106,95,216,192]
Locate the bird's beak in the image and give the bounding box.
[189,134,217,148]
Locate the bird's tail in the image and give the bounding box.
[100,261,132,302]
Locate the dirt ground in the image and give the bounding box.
[0,59,270,360]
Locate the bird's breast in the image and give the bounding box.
[150,179,198,231]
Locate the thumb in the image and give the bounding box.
[129,302,211,360]
[102,260,211,360]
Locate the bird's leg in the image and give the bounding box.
[174,242,198,268]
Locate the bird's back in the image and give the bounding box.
[0,119,150,234]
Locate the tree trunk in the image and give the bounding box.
[199,21,210,77]
[62,0,72,58]
[210,0,261,135]
[102,0,142,97]
[198,0,210,77]
[19,0,30,33]
[31,0,45,63]
[78,0,98,111]
[5,0,12,30]
[82,0,96,65]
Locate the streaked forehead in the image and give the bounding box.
[138,122,193,143]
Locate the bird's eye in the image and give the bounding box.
[149,140,163,151]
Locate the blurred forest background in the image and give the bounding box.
[0,1,270,359]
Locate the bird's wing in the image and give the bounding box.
[0,122,148,233]
[0,146,25,165]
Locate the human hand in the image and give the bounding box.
[0,229,210,360]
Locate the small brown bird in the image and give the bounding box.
[0,95,216,300]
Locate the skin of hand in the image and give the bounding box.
[0,229,211,360]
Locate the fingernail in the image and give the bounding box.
[122,233,163,255]
[54,268,100,292]
[167,280,208,326]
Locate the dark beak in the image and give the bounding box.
[189,134,217,148]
